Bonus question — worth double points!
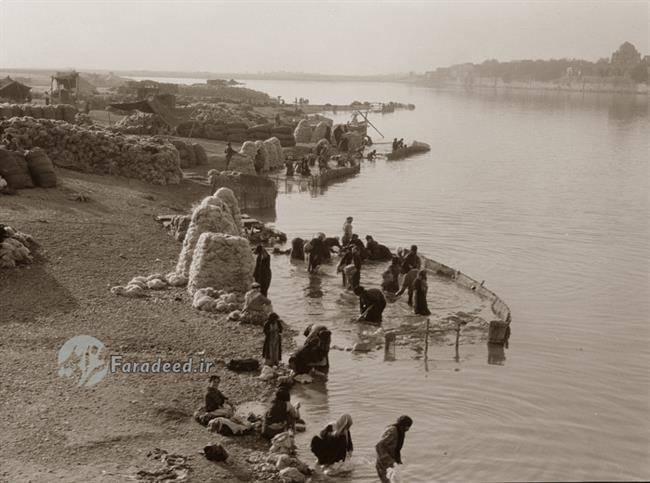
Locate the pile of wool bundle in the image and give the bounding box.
[0,147,34,189]
[310,121,330,142]
[0,117,182,185]
[293,119,313,143]
[265,137,285,168]
[270,126,296,147]
[114,112,169,135]
[171,139,197,168]
[262,139,279,168]
[193,143,208,165]
[254,140,270,172]
[175,195,240,277]
[25,147,57,188]
[192,287,243,313]
[0,103,77,122]
[246,123,273,141]
[0,225,36,268]
[239,140,258,160]
[187,233,254,295]
[110,273,179,298]
[214,187,243,234]
[228,154,256,175]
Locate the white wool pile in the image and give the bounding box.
[254,140,270,172]
[165,271,188,287]
[228,154,256,175]
[0,226,35,268]
[187,233,254,295]
[293,119,312,143]
[267,137,285,167]
[239,141,258,160]
[342,131,363,152]
[175,195,240,277]
[310,121,329,142]
[214,187,243,234]
[110,273,169,297]
[262,138,279,168]
[192,287,243,313]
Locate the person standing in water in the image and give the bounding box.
[382,256,402,294]
[342,216,354,246]
[376,415,413,483]
[354,285,387,323]
[412,270,431,316]
[254,245,272,296]
[224,142,236,169]
[262,312,283,366]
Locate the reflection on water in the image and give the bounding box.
[249,81,650,481]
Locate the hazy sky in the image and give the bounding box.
[1,0,647,74]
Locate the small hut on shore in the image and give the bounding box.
[0,76,31,102]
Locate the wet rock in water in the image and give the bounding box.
[203,442,229,462]
[352,341,373,353]
[279,467,306,483]
[293,374,313,384]
[226,358,260,372]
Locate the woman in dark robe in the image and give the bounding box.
[307,234,326,273]
[262,312,283,366]
[254,245,272,296]
[311,413,354,468]
[382,256,401,293]
[262,388,299,439]
[413,270,431,316]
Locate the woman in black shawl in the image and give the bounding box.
[412,270,431,316]
[262,312,283,366]
[375,415,413,482]
[254,245,272,296]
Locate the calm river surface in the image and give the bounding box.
[166,77,649,481]
[242,80,649,482]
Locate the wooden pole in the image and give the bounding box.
[355,110,384,138]
[424,318,430,361]
[455,323,461,362]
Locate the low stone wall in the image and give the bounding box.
[423,256,511,324]
[208,170,278,210]
[310,164,360,187]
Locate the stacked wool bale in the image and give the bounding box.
[25,147,57,187]
[228,152,256,175]
[239,141,258,161]
[214,187,244,232]
[262,138,279,168]
[0,103,77,121]
[266,137,285,168]
[246,123,272,141]
[171,139,197,168]
[193,143,208,165]
[310,121,330,143]
[187,233,253,296]
[271,126,296,147]
[114,112,169,135]
[175,193,242,278]
[254,140,270,172]
[0,117,182,185]
[0,147,34,189]
[293,119,313,143]
[0,225,36,268]
[192,287,243,313]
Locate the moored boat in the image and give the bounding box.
[386,141,430,160]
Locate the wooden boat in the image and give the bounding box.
[386,141,430,160]
[310,163,360,187]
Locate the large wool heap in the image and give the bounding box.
[0,117,182,185]
[187,233,254,295]
[0,103,77,122]
[228,154,256,175]
[293,119,312,143]
[0,225,36,268]
[254,140,270,172]
[175,195,240,277]
[114,112,169,135]
[239,140,258,160]
[310,121,330,143]
[266,137,284,168]
[214,187,243,234]
[262,138,279,168]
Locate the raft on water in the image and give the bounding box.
[310,164,360,187]
[386,141,430,160]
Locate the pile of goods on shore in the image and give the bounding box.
[0,117,182,185]
[0,224,37,269]
[177,85,272,105]
[113,112,170,135]
[0,146,58,190]
[170,139,207,169]
[0,103,77,123]
[208,170,279,210]
[293,118,332,144]
[113,189,254,317]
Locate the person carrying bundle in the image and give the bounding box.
[354,285,387,323]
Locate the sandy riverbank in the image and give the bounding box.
[0,166,295,482]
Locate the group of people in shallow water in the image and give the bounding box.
[230,215,429,479]
[392,138,406,151]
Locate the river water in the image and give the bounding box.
[155,76,649,480]
[240,81,648,482]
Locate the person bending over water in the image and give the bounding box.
[376,415,413,483]
[311,414,354,471]
[262,388,300,439]
[354,285,387,323]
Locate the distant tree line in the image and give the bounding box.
[429,42,648,84]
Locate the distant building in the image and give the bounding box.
[0,76,31,102]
